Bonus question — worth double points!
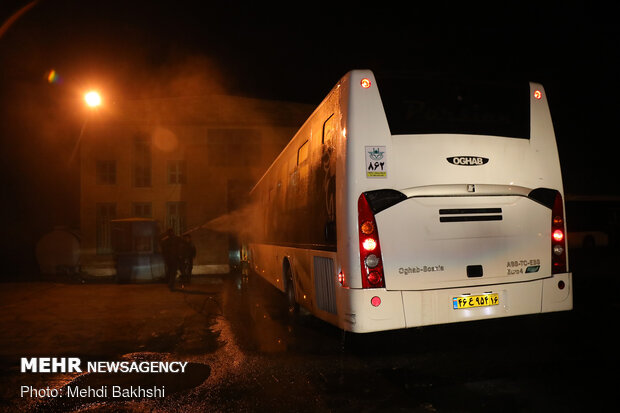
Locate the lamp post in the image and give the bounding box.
[68,90,102,165]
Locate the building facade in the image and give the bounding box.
[79,95,313,275]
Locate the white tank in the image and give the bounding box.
[36,227,81,274]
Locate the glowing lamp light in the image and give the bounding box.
[84,91,102,108]
[361,78,371,88]
[362,238,377,251]
[534,90,542,100]
[552,229,564,242]
[360,220,375,235]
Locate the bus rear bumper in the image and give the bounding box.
[340,273,572,333]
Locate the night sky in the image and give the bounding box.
[1,0,619,273]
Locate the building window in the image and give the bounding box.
[96,203,116,254]
[166,202,186,235]
[96,161,116,185]
[134,136,151,187]
[133,202,152,218]
[167,160,186,184]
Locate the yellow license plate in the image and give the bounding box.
[453,293,499,309]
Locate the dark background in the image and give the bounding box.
[1,0,618,275]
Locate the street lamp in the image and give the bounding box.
[84,90,102,108]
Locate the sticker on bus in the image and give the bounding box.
[366,146,387,178]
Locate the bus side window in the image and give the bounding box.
[296,140,309,183]
[297,140,309,165]
[322,114,335,146]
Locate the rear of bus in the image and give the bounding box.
[338,70,572,333]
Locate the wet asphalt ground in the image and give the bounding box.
[0,248,617,412]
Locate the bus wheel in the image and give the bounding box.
[285,264,299,317]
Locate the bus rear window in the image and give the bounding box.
[376,75,530,139]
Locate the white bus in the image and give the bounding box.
[247,70,572,333]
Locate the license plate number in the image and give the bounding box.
[453,293,499,309]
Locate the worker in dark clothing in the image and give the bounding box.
[180,233,196,284]
[160,228,183,290]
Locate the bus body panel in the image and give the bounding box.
[387,132,562,194]
[248,76,348,325]
[249,243,341,326]
[343,71,392,289]
[338,274,572,333]
[376,194,551,290]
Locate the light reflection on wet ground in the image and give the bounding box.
[1,248,618,411]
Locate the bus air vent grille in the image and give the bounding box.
[439,208,503,223]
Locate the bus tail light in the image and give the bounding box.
[551,192,567,274]
[358,193,385,288]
